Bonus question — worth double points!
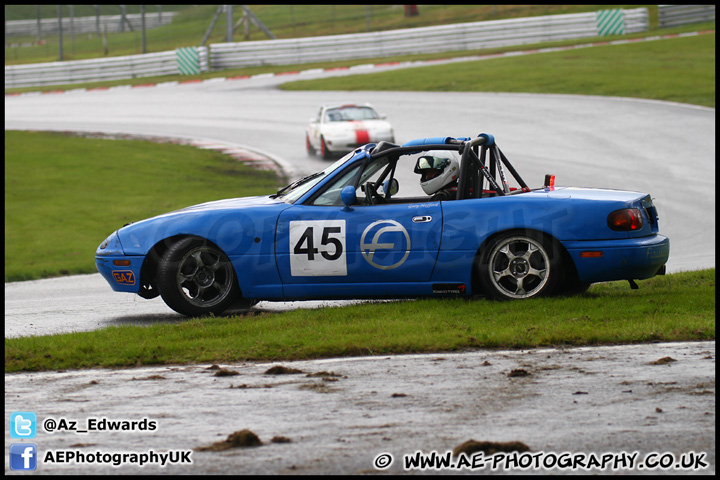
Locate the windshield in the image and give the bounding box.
[325,106,379,122]
[277,152,357,204]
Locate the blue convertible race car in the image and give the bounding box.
[96,134,669,317]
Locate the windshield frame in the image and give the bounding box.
[275,150,363,204]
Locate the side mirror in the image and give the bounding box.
[340,185,356,210]
[383,178,399,197]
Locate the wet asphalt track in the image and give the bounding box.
[4,60,715,474]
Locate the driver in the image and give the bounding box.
[414,150,460,201]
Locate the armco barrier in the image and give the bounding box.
[4,48,209,88]
[5,8,648,89]
[208,9,649,70]
[658,5,715,28]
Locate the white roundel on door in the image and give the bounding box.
[360,220,411,270]
[289,220,347,276]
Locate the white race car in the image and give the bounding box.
[306,103,395,159]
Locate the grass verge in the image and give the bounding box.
[4,131,283,282]
[280,32,716,108]
[5,269,714,373]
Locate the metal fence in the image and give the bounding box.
[5,8,649,89]
[658,5,715,28]
[4,11,178,38]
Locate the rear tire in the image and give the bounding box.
[478,232,563,300]
[156,237,240,316]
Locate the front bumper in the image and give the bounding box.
[95,255,144,293]
[564,234,670,284]
[326,131,395,152]
[95,231,143,293]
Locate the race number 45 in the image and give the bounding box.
[289,220,347,276]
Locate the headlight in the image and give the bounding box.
[96,231,124,255]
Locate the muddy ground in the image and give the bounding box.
[5,341,715,475]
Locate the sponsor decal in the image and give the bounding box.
[432,283,467,295]
[112,270,136,286]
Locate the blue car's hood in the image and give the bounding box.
[116,195,290,256]
[170,195,281,214]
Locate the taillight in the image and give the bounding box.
[608,208,644,231]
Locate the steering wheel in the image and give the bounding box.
[363,181,384,205]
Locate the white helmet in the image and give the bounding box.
[414,150,460,195]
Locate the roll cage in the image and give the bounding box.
[292,134,543,207]
[364,134,533,201]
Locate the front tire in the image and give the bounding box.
[320,136,332,160]
[156,237,239,316]
[306,134,316,157]
[478,232,562,300]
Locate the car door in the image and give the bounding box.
[275,201,442,299]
